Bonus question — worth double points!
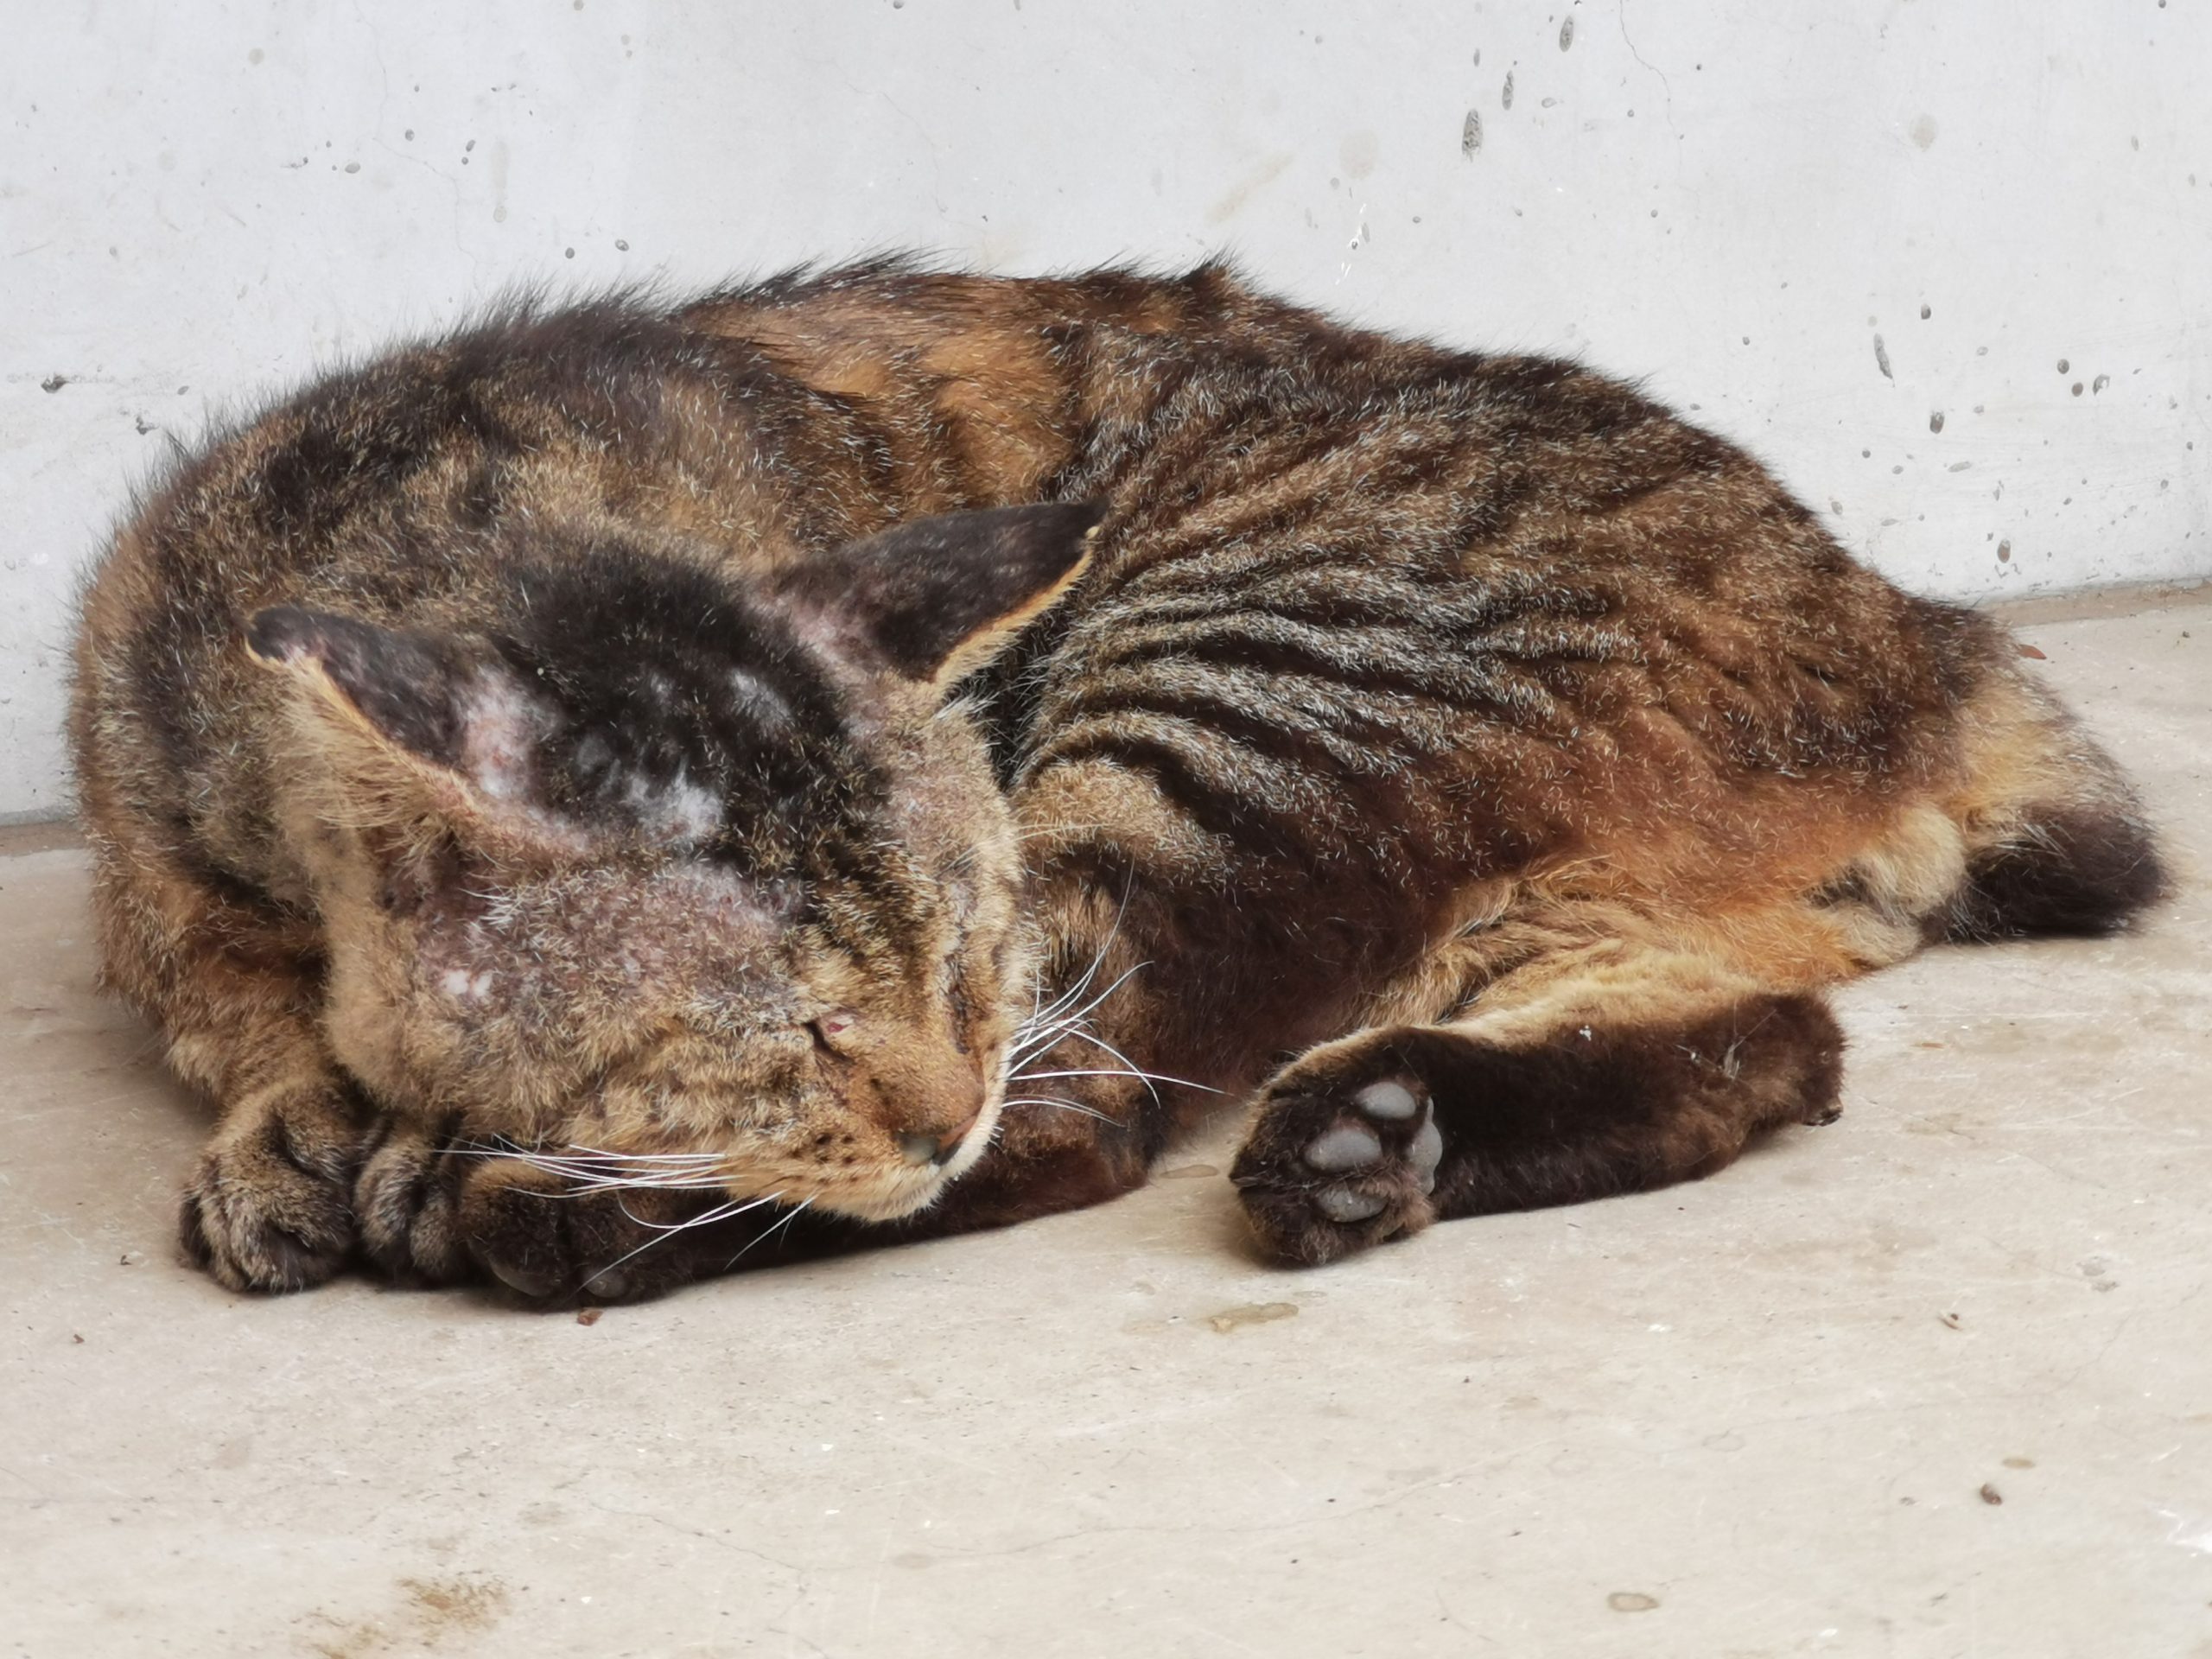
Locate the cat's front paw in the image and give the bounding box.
[180,1098,363,1293]
[355,1134,764,1306]
[353,1119,474,1286]
[1230,1064,1444,1266]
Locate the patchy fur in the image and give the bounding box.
[69,260,2164,1299]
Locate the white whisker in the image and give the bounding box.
[724,1196,815,1270]
[1001,1093,1120,1123]
[597,1191,786,1281]
[1054,1026,1224,1103]
[445,1137,748,1196]
[1004,962,1149,1071]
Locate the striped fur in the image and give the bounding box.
[70,260,2164,1297]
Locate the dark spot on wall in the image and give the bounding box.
[2091,373,2109,394]
[40,374,67,393]
[1910,114,1938,149]
[1919,303,1931,320]
[1560,14,1574,49]
[2056,358,2069,372]
[1461,109,1483,156]
[1872,336,1893,380]
[1503,70,1515,110]
[2071,382,2083,397]
[1998,539,2012,562]
[1929,410,1945,434]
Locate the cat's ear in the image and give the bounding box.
[245,606,553,824]
[776,502,1105,691]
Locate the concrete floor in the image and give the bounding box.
[3,597,2208,1659]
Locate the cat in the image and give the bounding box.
[69,258,2165,1301]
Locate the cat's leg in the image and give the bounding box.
[1230,924,1845,1264]
[83,820,372,1291]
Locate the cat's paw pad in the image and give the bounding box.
[1231,1072,1443,1265]
[180,1114,359,1293]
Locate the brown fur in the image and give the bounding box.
[69,259,2164,1298]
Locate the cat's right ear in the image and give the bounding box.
[245,606,553,827]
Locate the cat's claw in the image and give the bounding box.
[487,1257,561,1301]
[582,1267,632,1300]
[1231,1068,1443,1266]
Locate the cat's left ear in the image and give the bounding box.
[775,502,1105,691]
[243,606,557,835]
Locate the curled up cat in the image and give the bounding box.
[69,260,2165,1302]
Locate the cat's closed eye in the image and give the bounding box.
[808,1011,858,1056]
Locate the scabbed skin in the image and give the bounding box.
[70,260,2164,1300]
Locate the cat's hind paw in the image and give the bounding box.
[353,1119,474,1286]
[1230,1069,1443,1266]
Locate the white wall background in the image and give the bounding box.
[4,0,2207,822]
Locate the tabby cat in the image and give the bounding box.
[70,261,2164,1301]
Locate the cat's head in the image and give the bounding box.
[249,502,1099,1222]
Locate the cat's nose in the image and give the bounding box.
[898,1103,983,1168]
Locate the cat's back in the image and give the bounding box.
[1011,315,1992,913]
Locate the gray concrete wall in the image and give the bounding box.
[5,0,2207,820]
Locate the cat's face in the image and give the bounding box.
[253,504,1098,1221]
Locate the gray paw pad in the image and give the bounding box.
[1305,1123,1383,1172]
[1300,1076,1445,1213]
[1409,1118,1442,1172]
[1354,1080,1420,1120]
[1318,1186,1388,1223]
